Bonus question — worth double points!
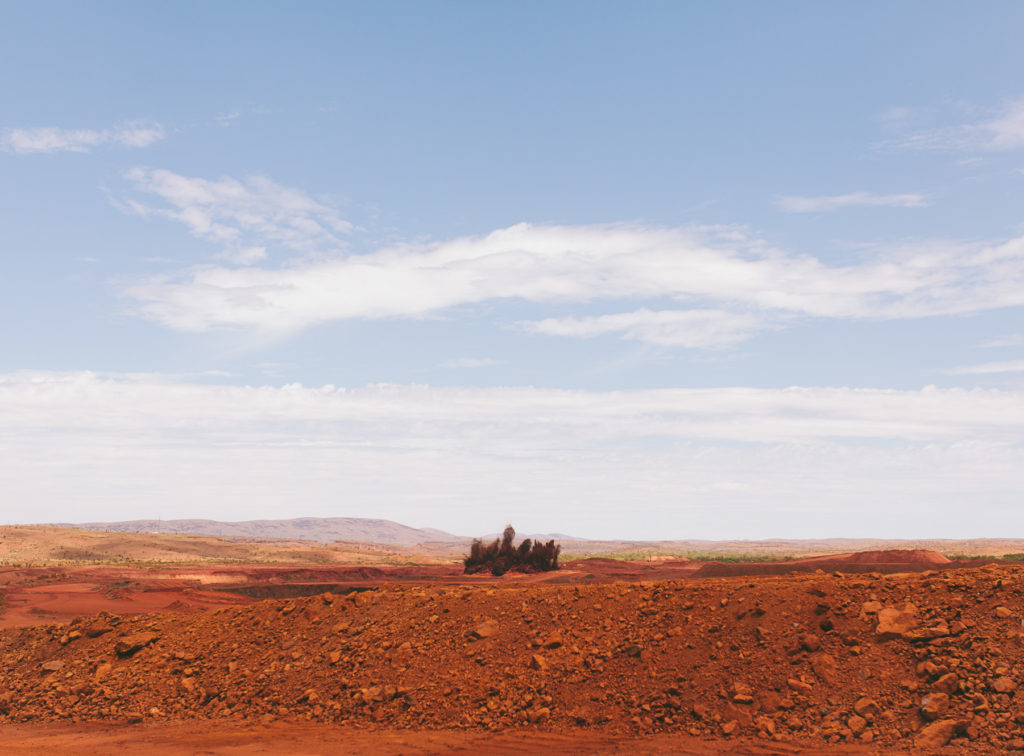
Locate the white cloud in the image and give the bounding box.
[122,168,352,259]
[2,121,165,154]
[947,360,1024,375]
[1,372,1022,538]
[881,99,1024,152]
[216,111,241,127]
[523,308,767,348]
[440,357,501,368]
[979,334,1024,348]
[220,246,268,265]
[122,218,1024,335]
[777,192,928,213]
[984,101,1024,150]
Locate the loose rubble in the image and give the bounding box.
[1,564,1024,753]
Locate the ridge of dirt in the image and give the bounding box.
[802,550,952,566]
[2,564,1023,753]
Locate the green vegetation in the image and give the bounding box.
[944,553,1024,561]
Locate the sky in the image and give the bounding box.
[1,1,1023,540]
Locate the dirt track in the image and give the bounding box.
[2,554,1023,753]
[0,721,895,754]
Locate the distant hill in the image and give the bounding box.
[58,517,465,546]
[44,519,1024,558]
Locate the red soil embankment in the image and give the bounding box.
[2,562,1024,753]
[694,549,956,578]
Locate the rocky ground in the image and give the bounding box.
[1,561,1024,753]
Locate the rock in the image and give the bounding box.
[992,676,1018,693]
[919,692,949,721]
[527,706,550,724]
[933,673,959,694]
[530,654,549,671]
[914,719,957,749]
[854,696,881,721]
[809,652,838,682]
[115,632,160,658]
[788,678,813,694]
[917,660,946,680]
[875,604,918,639]
[542,631,563,649]
[723,702,754,729]
[721,719,739,735]
[352,591,375,608]
[907,621,950,642]
[40,660,64,673]
[798,633,821,652]
[758,690,782,713]
[730,682,753,697]
[471,619,499,639]
[859,601,883,619]
[995,606,1013,619]
[847,714,867,735]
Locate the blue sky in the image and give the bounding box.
[1,2,1023,539]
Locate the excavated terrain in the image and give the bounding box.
[2,560,1024,753]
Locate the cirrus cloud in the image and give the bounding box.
[122,215,1024,339]
[777,192,928,213]
[2,121,165,154]
[120,168,353,262]
[522,308,769,348]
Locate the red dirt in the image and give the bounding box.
[0,550,997,628]
[0,720,892,754]
[3,555,1024,753]
[693,550,961,579]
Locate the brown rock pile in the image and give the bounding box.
[1,565,1024,753]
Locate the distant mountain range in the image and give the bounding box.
[59,517,466,546]
[50,518,1024,558]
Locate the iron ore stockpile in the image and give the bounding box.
[2,564,1024,753]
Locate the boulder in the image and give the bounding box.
[471,619,499,639]
[854,696,881,721]
[914,719,957,749]
[919,692,949,722]
[993,676,1018,693]
[115,632,160,658]
[875,604,919,640]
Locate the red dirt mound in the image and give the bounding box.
[694,549,954,578]
[2,563,1023,753]
[824,549,951,566]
